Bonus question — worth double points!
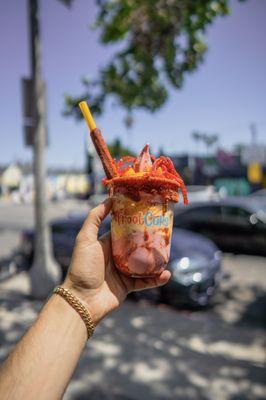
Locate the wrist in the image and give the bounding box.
[46,293,88,344]
[62,279,104,326]
[54,287,95,339]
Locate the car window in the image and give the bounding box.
[52,224,80,237]
[175,206,222,224]
[52,224,65,233]
[223,206,251,224]
[222,206,251,220]
[189,206,221,217]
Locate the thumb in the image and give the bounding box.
[77,198,112,244]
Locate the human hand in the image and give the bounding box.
[63,199,171,325]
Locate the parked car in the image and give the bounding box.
[161,229,222,307]
[249,189,266,199]
[186,185,220,203]
[15,215,222,307]
[174,198,266,256]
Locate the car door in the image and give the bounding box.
[251,217,266,256]
[52,222,80,267]
[174,205,224,247]
[220,206,253,254]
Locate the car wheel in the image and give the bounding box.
[189,280,215,307]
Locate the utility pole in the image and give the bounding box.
[28,0,60,298]
[250,122,257,144]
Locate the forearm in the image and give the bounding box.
[0,294,87,400]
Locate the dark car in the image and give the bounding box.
[16,215,221,307]
[161,229,221,307]
[174,197,266,256]
[249,189,266,198]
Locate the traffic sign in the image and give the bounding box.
[21,77,48,146]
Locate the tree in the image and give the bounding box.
[233,143,245,157]
[108,138,135,158]
[192,131,201,144]
[191,131,219,154]
[192,131,202,153]
[64,0,239,119]
[157,146,165,157]
[202,133,219,153]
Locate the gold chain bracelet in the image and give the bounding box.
[54,286,94,339]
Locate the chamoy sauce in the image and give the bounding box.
[111,194,174,277]
[104,144,188,277]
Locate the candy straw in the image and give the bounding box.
[79,101,96,131]
[78,100,117,179]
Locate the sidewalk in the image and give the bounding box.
[0,272,265,400]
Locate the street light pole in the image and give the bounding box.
[28,0,60,298]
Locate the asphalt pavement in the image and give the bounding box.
[0,201,265,400]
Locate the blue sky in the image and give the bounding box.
[0,0,265,167]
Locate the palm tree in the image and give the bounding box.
[192,131,219,155]
[191,131,203,153]
[202,133,219,154]
[28,0,73,299]
[192,131,202,144]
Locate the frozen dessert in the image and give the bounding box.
[79,101,188,278]
[103,143,188,278]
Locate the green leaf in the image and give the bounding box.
[64,0,243,121]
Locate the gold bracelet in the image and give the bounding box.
[54,286,94,339]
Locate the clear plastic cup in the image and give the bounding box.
[111,193,174,278]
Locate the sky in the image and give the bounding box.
[0,0,265,168]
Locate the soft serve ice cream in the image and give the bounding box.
[78,101,187,278]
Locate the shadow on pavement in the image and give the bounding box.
[238,292,266,328]
[63,295,266,400]
[0,274,265,400]
[210,277,266,329]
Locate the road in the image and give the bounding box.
[0,201,265,400]
[0,200,89,258]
